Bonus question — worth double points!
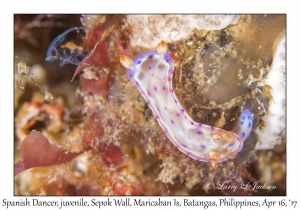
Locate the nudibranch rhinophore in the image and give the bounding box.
[120,40,253,168]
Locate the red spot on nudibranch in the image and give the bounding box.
[163,77,172,83]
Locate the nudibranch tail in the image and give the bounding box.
[120,41,252,168]
[233,109,253,142]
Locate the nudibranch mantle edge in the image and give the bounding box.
[120,40,253,167]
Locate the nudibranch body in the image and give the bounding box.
[120,41,253,166]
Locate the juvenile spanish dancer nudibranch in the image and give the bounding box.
[120,40,253,169]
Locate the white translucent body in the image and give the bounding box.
[126,50,252,162]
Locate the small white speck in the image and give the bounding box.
[187,41,193,45]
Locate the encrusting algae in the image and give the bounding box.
[14,14,286,195]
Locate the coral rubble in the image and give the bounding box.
[14,14,286,195]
